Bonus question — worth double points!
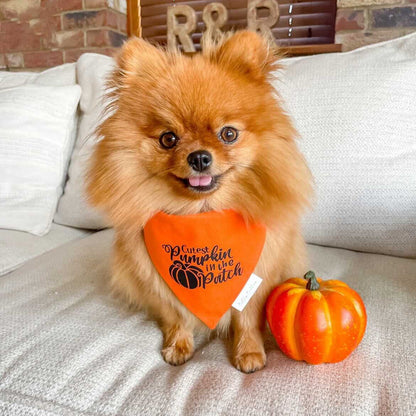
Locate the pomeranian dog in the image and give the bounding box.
[87,30,312,373]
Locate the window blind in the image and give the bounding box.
[140,0,336,49]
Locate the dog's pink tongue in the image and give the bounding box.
[189,176,212,187]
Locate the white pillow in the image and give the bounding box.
[277,32,416,258]
[0,84,81,235]
[0,63,76,87]
[54,54,114,229]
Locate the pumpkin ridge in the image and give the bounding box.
[292,290,308,361]
[277,288,304,361]
[271,283,302,300]
[323,287,365,318]
[321,292,334,363]
[324,289,363,361]
[285,278,307,287]
[330,287,367,347]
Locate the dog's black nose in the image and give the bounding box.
[187,150,212,172]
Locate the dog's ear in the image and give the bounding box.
[113,37,168,85]
[209,30,277,81]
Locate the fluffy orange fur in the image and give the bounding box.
[87,31,313,373]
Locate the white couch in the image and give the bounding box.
[1,34,415,416]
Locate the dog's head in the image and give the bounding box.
[88,31,312,228]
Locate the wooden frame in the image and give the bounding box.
[126,0,341,56]
[127,0,141,37]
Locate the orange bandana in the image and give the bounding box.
[143,210,266,329]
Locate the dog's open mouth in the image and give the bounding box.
[172,169,232,193]
[171,174,220,193]
[183,175,218,192]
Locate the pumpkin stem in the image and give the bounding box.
[304,271,320,291]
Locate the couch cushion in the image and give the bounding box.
[0,84,81,235]
[0,223,92,276]
[0,230,414,415]
[277,32,416,258]
[54,53,114,230]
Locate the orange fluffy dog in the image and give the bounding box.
[88,31,312,373]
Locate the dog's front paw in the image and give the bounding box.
[162,336,194,366]
[233,351,266,374]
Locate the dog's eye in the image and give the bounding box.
[159,132,179,149]
[219,126,239,144]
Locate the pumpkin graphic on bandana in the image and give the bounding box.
[169,260,204,289]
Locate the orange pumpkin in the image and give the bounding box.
[266,271,367,364]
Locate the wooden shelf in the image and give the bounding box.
[279,44,342,57]
[182,43,342,58]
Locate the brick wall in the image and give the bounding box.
[0,0,127,71]
[1,1,415,68]
[336,0,416,50]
